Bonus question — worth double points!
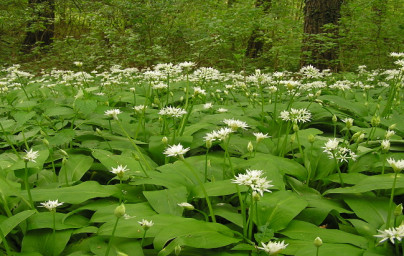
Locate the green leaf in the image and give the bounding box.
[47,129,76,147]
[21,229,72,256]
[154,219,240,252]
[27,212,89,230]
[192,180,248,198]
[58,155,94,184]
[213,203,243,227]
[143,186,188,216]
[91,202,156,223]
[0,210,36,239]
[92,149,145,175]
[44,106,74,117]
[280,220,368,249]
[239,152,307,180]
[290,242,364,256]
[256,191,307,232]
[26,181,118,204]
[324,174,404,194]
[74,99,97,117]
[344,195,390,228]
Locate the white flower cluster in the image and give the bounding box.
[257,240,288,255]
[374,223,404,244]
[104,109,121,120]
[223,119,249,131]
[163,143,190,158]
[387,158,404,173]
[204,127,234,143]
[40,200,64,211]
[279,108,311,124]
[23,149,39,163]
[110,165,129,178]
[232,169,274,197]
[159,106,187,118]
[322,138,357,162]
[299,65,323,79]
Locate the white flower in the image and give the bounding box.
[223,118,249,131]
[24,149,39,163]
[232,169,274,197]
[323,138,339,152]
[163,144,190,158]
[159,106,187,118]
[217,108,228,113]
[213,127,233,141]
[193,86,206,96]
[279,108,311,123]
[152,82,168,90]
[381,140,390,151]
[73,61,83,67]
[133,105,147,112]
[257,240,288,255]
[342,118,354,129]
[138,219,154,230]
[253,132,270,143]
[203,103,213,109]
[105,109,121,120]
[385,130,395,139]
[40,200,64,211]
[387,158,404,173]
[374,226,403,244]
[111,165,129,178]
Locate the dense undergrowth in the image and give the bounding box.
[0,54,403,255]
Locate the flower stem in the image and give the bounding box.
[105,217,120,256]
[181,159,216,223]
[24,162,34,209]
[386,172,398,228]
[0,225,12,256]
[140,229,148,248]
[52,210,56,256]
[332,153,345,187]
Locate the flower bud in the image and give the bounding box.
[175,245,182,256]
[252,191,261,201]
[117,252,128,256]
[114,204,126,218]
[394,204,403,216]
[178,202,194,210]
[389,124,396,130]
[332,115,337,123]
[43,138,49,146]
[206,139,212,149]
[247,141,254,153]
[62,157,67,165]
[314,237,323,247]
[96,128,102,135]
[381,140,390,152]
[162,136,168,144]
[371,115,380,127]
[308,134,315,144]
[385,130,395,139]
[293,124,299,132]
[60,149,69,157]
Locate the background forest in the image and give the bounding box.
[0,0,403,72]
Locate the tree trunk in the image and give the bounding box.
[245,0,272,58]
[22,0,55,52]
[301,0,343,70]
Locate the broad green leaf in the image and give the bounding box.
[192,179,248,198]
[280,220,368,249]
[0,210,36,239]
[213,203,243,227]
[92,149,145,175]
[344,195,391,228]
[91,202,156,223]
[27,212,89,230]
[239,152,307,180]
[153,219,240,251]
[44,106,74,117]
[47,129,76,147]
[319,95,368,117]
[58,154,94,184]
[26,181,118,204]
[256,190,308,232]
[89,236,144,256]
[74,99,97,117]
[290,242,364,256]
[143,186,188,216]
[21,229,72,256]
[324,174,404,194]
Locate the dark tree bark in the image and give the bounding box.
[301,0,343,70]
[22,0,55,52]
[245,0,272,58]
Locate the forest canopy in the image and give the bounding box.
[0,0,403,72]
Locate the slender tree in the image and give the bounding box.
[245,0,272,58]
[301,0,343,70]
[22,0,55,52]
